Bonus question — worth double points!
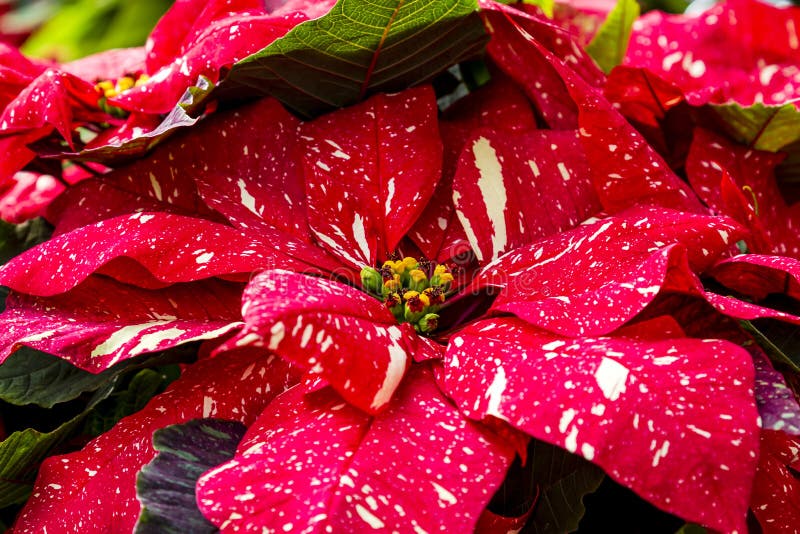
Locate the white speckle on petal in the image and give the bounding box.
[355,504,385,529]
[431,482,458,505]
[594,357,629,401]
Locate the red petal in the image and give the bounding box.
[115,9,306,114]
[299,86,443,267]
[626,0,800,106]
[226,270,420,414]
[0,171,64,224]
[0,68,104,146]
[197,365,515,532]
[750,430,800,532]
[481,1,604,128]
[452,128,601,263]
[410,74,536,262]
[11,349,300,534]
[47,129,223,234]
[603,66,686,129]
[482,1,702,213]
[62,47,146,83]
[0,276,243,372]
[144,0,267,73]
[0,43,48,112]
[441,317,759,533]
[0,212,294,296]
[483,207,744,336]
[686,127,800,258]
[710,254,800,302]
[188,97,313,243]
[46,99,345,275]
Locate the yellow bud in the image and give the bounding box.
[95,80,114,92]
[418,292,431,307]
[382,260,400,272]
[431,264,454,289]
[409,269,427,284]
[438,273,454,284]
[104,88,118,98]
[401,257,419,270]
[134,74,150,87]
[383,273,402,292]
[116,76,135,92]
[403,290,420,300]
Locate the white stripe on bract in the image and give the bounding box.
[313,228,364,268]
[453,191,484,263]
[370,326,408,411]
[91,322,172,358]
[472,137,508,261]
[485,365,508,422]
[352,214,372,264]
[237,178,260,217]
[149,172,163,201]
[385,178,396,217]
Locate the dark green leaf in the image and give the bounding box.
[525,440,604,533]
[0,343,193,409]
[775,140,800,185]
[135,419,247,534]
[0,347,120,408]
[637,0,689,14]
[711,102,800,152]
[586,0,640,74]
[0,381,115,507]
[0,349,188,506]
[741,320,800,373]
[0,218,53,266]
[215,0,489,118]
[675,523,709,534]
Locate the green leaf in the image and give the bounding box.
[496,0,554,18]
[741,320,800,373]
[0,343,192,409]
[523,0,554,18]
[134,419,247,534]
[526,440,605,533]
[0,380,115,507]
[0,218,53,266]
[21,0,172,62]
[675,523,709,534]
[711,102,800,153]
[585,0,640,74]
[0,347,121,408]
[638,0,689,14]
[215,0,489,118]
[0,350,188,506]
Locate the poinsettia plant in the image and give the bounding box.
[1,0,799,532]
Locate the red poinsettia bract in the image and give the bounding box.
[2,2,800,533]
[0,0,333,222]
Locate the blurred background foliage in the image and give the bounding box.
[0,0,172,61]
